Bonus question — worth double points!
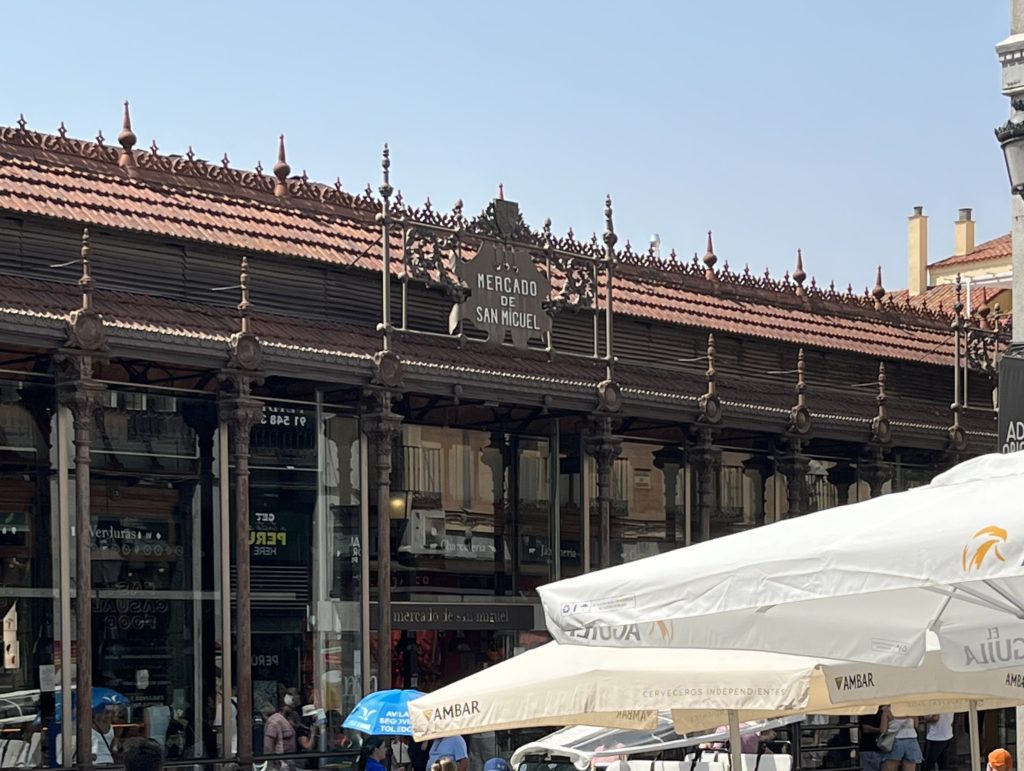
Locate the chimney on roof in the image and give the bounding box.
[907,205,928,297]
[954,208,975,257]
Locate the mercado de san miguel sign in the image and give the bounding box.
[450,239,552,349]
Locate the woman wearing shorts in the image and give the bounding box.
[880,706,922,771]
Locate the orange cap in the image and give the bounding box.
[989,749,1013,771]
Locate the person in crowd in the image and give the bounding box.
[92,705,117,765]
[483,759,511,771]
[123,738,164,771]
[297,705,321,753]
[357,736,389,771]
[988,749,1013,771]
[407,738,431,771]
[858,706,885,771]
[264,696,298,768]
[427,733,469,771]
[880,706,922,771]
[922,714,954,771]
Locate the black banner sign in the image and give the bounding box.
[998,347,1024,453]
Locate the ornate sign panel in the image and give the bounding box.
[449,241,552,349]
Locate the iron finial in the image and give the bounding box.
[877,361,887,418]
[793,248,806,295]
[273,135,291,197]
[498,182,504,201]
[118,100,138,176]
[379,143,393,200]
[706,333,717,395]
[80,228,94,311]
[603,195,617,250]
[58,121,67,139]
[796,348,806,408]
[16,114,26,131]
[703,230,717,279]
[871,266,885,309]
[239,256,251,334]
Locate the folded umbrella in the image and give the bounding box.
[53,687,129,722]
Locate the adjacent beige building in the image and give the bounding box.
[898,206,1012,315]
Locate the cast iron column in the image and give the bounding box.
[777,443,809,517]
[860,448,892,498]
[56,228,107,770]
[218,391,262,766]
[827,461,857,506]
[741,455,773,526]
[583,415,621,568]
[366,393,402,689]
[690,433,721,542]
[57,370,104,770]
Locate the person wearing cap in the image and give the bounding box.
[988,748,1013,771]
[483,758,512,771]
[298,704,321,754]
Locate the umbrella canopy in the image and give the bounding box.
[344,689,424,735]
[538,451,1024,671]
[409,640,1024,740]
[509,715,804,769]
[53,687,129,722]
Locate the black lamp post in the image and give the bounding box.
[995,104,1024,453]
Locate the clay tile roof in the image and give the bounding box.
[929,234,1011,270]
[0,120,966,367]
[887,281,1011,314]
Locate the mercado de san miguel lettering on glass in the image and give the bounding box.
[0,105,1006,767]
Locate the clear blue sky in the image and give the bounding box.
[2,1,1011,292]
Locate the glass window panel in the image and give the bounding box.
[84,390,220,760]
[0,379,60,769]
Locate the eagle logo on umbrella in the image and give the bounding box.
[962,525,1007,571]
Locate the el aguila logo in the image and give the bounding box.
[962,526,1008,572]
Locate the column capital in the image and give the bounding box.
[55,355,106,430]
[582,414,623,465]
[859,448,892,498]
[364,391,403,443]
[217,393,263,437]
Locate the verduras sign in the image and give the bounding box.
[451,241,551,349]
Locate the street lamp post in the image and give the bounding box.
[996,7,1024,767]
[995,26,1024,459]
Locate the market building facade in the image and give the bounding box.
[0,109,1004,768]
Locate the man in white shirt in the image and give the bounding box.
[923,713,955,771]
[55,707,116,765]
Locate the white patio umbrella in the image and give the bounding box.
[409,640,1024,771]
[538,451,1024,675]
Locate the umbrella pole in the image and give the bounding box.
[728,710,743,771]
[969,701,982,771]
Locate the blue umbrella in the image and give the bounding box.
[343,689,424,736]
[53,688,130,723]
